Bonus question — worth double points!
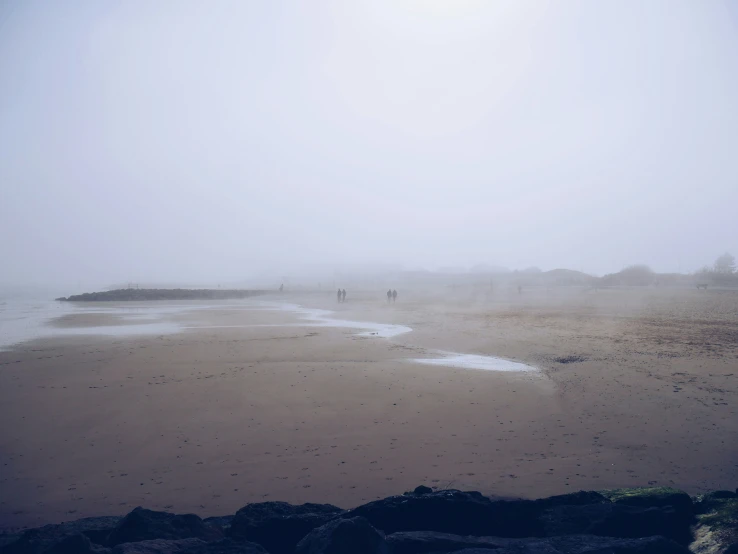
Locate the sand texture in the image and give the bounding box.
[1,287,736,529]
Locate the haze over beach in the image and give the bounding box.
[1,1,738,552]
[2,0,738,285]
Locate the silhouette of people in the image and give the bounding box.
[517,285,522,294]
[387,289,392,303]
[279,283,283,292]
[341,289,346,303]
[392,289,397,303]
[337,288,342,303]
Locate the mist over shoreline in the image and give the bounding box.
[2,1,737,287]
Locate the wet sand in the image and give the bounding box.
[1,288,737,529]
[50,313,143,328]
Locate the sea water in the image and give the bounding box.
[412,351,537,372]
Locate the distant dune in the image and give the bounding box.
[544,268,594,281]
[56,288,268,302]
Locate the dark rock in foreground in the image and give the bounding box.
[201,518,233,534]
[1,516,121,554]
[345,489,509,536]
[112,538,267,554]
[295,517,388,554]
[386,530,512,553]
[227,502,343,554]
[56,289,267,302]
[4,485,733,554]
[106,508,222,546]
[45,533,108,554]
[386,531,689,554]
[544,535,690,554]
[111,538,205,553]
[540,503,686,542]
[344,489,611,537]
[693,490,738,554]
[601,487,695,522]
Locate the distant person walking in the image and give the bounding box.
[279,283,283,293]
[337,288,342,303]
[392,289,397,303]
[387,289,392,303]
[517,285,522,295]
[341,289,346,303]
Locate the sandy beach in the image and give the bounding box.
[1,287,736,530]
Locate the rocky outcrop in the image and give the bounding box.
[343,490,611,537]
[386,530,513,553]
[106,508,222,546]
[294,517,388,554]
[227,502,343,554]
[201,519,234,535]
[111,538,267,554]
[386,531,689,554]
[56,289,267,302]
[41,533,108,554]
[111,538,205,554]
[540,503,686,542]
[1,516,121,554]
[343,490,504,536]
[601,487,695,521]
[692,490,738,554]
[2,486,732,554]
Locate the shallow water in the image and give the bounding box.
[185,302,413,338]
[286,305,412,338]
[0,298,74,349]
[0,298,411,350]
[0,297,244,350]
[412,351,537,372]
[1,298,534,374]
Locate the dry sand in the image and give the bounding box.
[1,287,737,529]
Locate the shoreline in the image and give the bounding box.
[18,298,541,373]
[1,288,736,529]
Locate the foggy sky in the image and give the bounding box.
[1,0,737,286]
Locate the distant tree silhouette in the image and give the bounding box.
[619,265,655,286]
[714,252,736,274]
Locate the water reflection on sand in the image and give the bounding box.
[411,352,537,372]
[2,299,538,373]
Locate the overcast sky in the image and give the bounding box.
[1,0,737,285]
